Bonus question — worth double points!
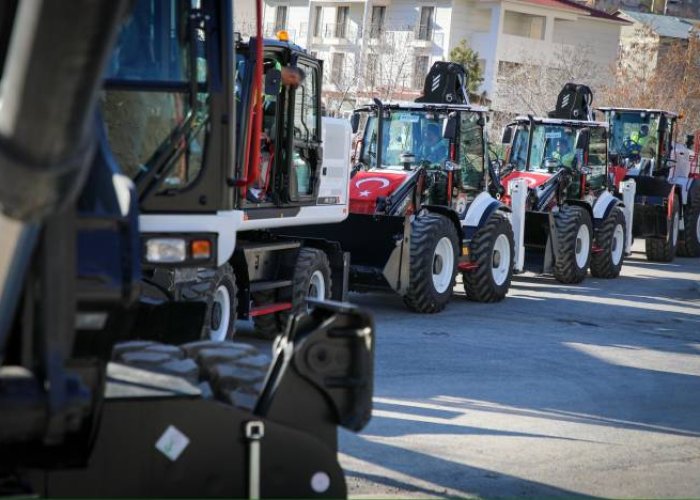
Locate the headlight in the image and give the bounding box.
[145,238,186,263]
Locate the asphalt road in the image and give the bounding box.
[339,240,700,498]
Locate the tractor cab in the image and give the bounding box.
[599,108,677,184]
[235,35,328,209]
[352,102,490,216]
[351,62,498,218]
[501,84,610,211]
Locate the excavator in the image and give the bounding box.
[0,0,373,497]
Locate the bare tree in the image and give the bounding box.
[323,51,362,115]
[599,26,700,135]
[373,29,417,101]
[490,44,603,134]
[320,26,421,112]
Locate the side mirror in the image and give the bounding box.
[442,113,458,140]
[501,127,513,144]
[265,68,282,95]
[351,112,361,134]
[576,128,590,150]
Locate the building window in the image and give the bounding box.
[335,6,349,38]
[274,5,288,32]
[313,6,323,37]
[331,52,345,83]
[503,11,545,40]
[366,53,378,86]
[413,55,429,89]
[370,6,386,39]
[416,6,435,41]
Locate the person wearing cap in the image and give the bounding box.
[628,124,657,157]
[551,138,575,168]
[420,123,448,164]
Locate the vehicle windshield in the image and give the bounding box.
[510,123,577,172]
[101,0,209,193]
[361,109,450,168]
[607,111,660,160]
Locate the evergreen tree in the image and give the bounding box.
[448,39,484,94]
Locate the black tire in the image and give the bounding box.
[112,340,270,410]
[678,187,700,257]
[253,248,331,340]
[462,212,514,302]
[251,290,284,340]
[201,263,237,341]
[591,206,626,279]
[646,195,680,262]
[552,205,593,284]
[403,213,458,313]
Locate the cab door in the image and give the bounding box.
[284,57,322,203]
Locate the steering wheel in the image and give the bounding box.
[622,138,641,159]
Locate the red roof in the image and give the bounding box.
[517,0,588,12]
[516,0,629,22]
[554,0,629,22]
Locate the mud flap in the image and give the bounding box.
[619,179,636,255]
[544,212,559,274]
[382,216,412,295]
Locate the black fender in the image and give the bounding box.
[421,204,463,253]
[564,199,594,223]
[230,249,251,317]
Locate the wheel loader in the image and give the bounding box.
[286,62,515,312]
[599,107,700,261]
[499,84,631,282]
[0,0,374,497]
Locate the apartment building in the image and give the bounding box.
[616,9,699,75]
[260,0,626,112]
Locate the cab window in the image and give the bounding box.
[587,127,607,191]
[290,62,320,200]
[101,0,209,195]
[459,112,484,189]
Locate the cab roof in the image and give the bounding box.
[355,101,489,114]
[597,107,678,118]
[511,115,608,128]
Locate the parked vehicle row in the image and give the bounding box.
[2,0,698,495]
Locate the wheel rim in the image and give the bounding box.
[491,234,510,286]
[696,212,700,244]
[575,224,591,269]
[209,284,231,342]
[308,270,326,301]
[672,210,679,246]
[432,237,454,294]
[612,223,624,265]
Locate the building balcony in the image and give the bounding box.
[312,23,362,46]
[412,25,445,48]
